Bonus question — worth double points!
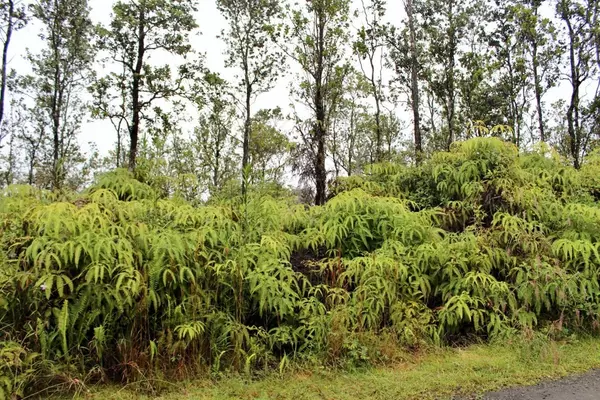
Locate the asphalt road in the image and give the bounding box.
[482,369,600,400]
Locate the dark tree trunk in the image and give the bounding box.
[564,16,581,169]
[129,6,145,171]
[314,75,327,204]
[445,0,457,151]
[405,0,422,163]
[593,0,599,70]
[314,9,327,206]
[50,0,63,189]
[214,142,220,188]
[28,157,34,185]
[567,93,580,169]
[532,39,546,142]
[314,118,327,205]
[367,53,382,161]
[0,0,14,127]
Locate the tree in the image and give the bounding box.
[286,0,351,205]
[193,72,238,194]
[0,98,27,185]
[457,3,505,143]
[216,0,284,196]
[249,108,292,184]
[594,0,600,71]
[404,0,422,161]
[0,0,26,134]
[133,103,187,194]
[135,73,240,199]
[329,70,371,177]
[419,0,475,149]
[487,1,529,146]
[14,101,47,185]
[353,0,386,161]
[19,0,94,189]
[514,0,562,143]
[380,103,404,158]
[0,0,27,185]
[93,0,199,171]
[556,0,597,168]
[89,60,130,168]
[387,0,424,162]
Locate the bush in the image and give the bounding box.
[1,137,600,394]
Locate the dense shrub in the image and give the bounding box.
[1,137,600,396]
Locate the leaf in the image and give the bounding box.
[58,300,69,357]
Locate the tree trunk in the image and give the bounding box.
[446,0,456,151]
[314,117,326,205]
[0,0,14,127]
[593,0,600,70]
[564,16,581,169]
[50,0,62,189]
[116,128,122,168]
[348,104,355,176]
[314,9,327,206]
[567,92,580,169]
[505,49,521,146]
[129,6,145,171]
[532,40,546,142]
[331,113,341,178]
[241,80,251,196]
[314,71,327,204]
[28,156,34,185]
[27,132,42,185]
[214,141,220,188]
[405,0,422,163]
[4,133,15,185]
[368,53,382,161]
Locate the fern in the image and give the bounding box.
[2,135,600,385]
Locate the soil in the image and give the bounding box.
[480,369,600,399]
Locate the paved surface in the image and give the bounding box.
[482,369,600,399]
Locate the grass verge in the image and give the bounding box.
[71,336,600,400]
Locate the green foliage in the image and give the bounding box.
[2,136,600,394]
[0,342,40,400]
[89,169,155,201]
[15,0,94,190]
[91,0,200,169]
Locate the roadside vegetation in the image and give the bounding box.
[1,0,599,397]
[84,336,600,400]
[2,137,600,398]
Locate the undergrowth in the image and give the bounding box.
[84,334,600,400]
[2,137,600,398]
